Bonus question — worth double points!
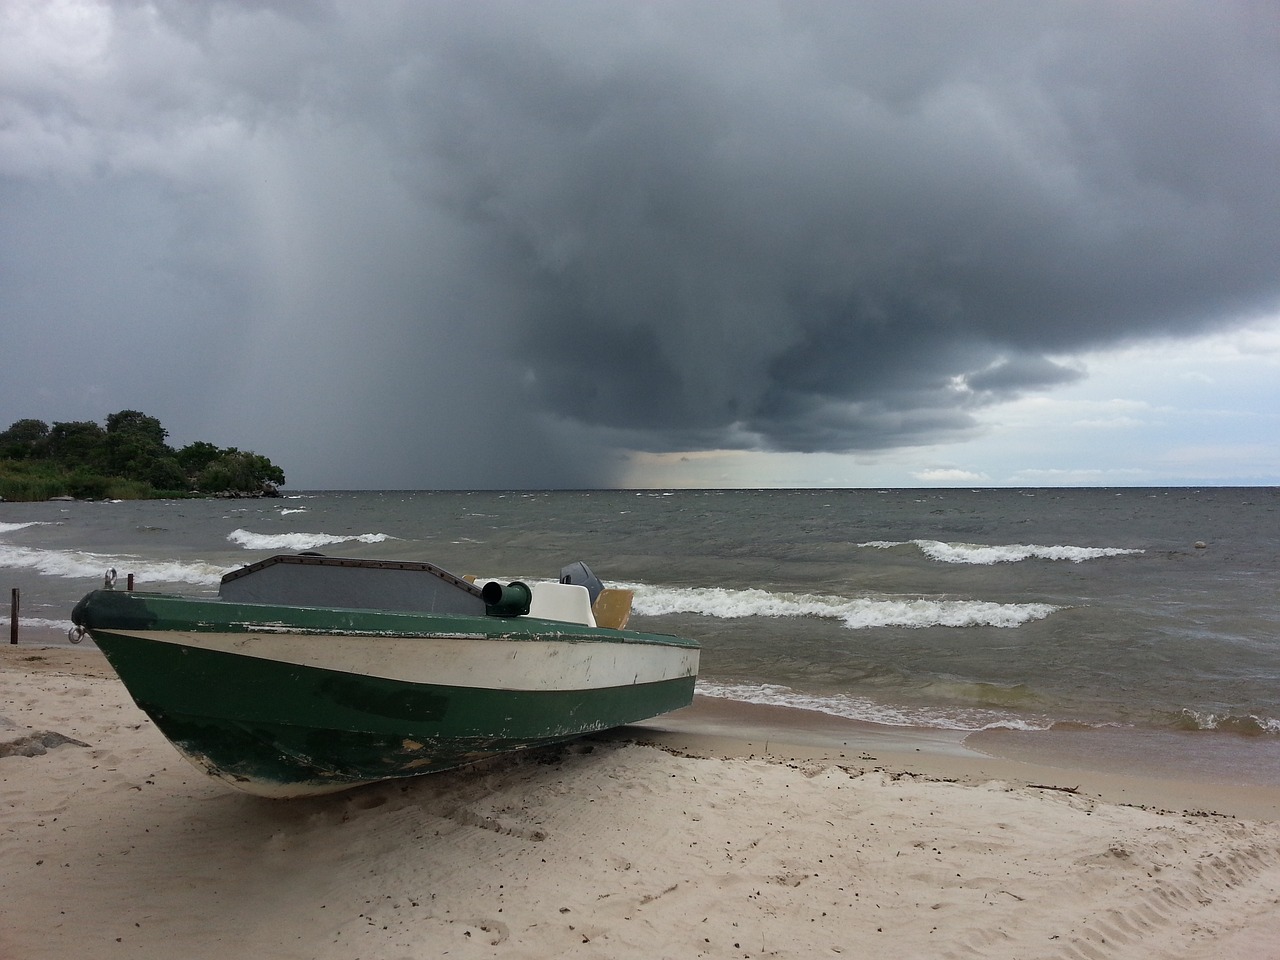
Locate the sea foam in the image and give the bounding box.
[629,583,1057,629]
[695,680,1055,732]
[0,544,226,585]
[1174,709,1280,736]
[0,616,76,633]
[0,521,49,534]
[227,529,393,551]
[860,539,1144,564]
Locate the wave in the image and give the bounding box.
[226,529,393,551]
[696,682,1280,739]
[860,539,1144,564]
[696,681,1054,732]
[0,615,76,633]
[0,521,50,534]
[1170,709,1280,736]
[0,544,226,585]
[629,583,1057,629]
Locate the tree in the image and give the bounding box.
[0,419,49,459]
[146,456,188,491]
[45,421,107,467]
[104,409,172,479]
[175,441,223,476]
[105,409,168,444]
[197,448,286,493]
[0,408,287,500]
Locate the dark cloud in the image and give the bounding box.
[964,356,1085,396]
[2,1,1277,486]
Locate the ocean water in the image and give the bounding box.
[3,488,1279,776]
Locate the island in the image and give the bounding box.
[0,410,285,501]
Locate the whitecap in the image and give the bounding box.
[0,616,76,633]
[0,543,226,585]
[0,521,49,534]
[226,528,393,551]
[627,583,1058,629]
[860,539,1144,564]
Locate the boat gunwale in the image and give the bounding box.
[73,589,700,649]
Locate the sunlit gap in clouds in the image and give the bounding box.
[615,315,1280,489]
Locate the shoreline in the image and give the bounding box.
[5,644,1280,959]
[7,643,1280,819]
[624,695,1280,821]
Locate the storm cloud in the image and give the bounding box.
[2,1,1278,487]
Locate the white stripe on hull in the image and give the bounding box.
[113,629,700,692]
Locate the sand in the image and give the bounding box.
[3,645,1280,960]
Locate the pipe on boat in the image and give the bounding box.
[481,580,532,617]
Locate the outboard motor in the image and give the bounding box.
[559,561,604,605]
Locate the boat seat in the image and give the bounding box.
[592,588,633,629]
[465,576,598,627]
[462,578,633,628]
[528,582,596,626]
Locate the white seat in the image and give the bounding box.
[527,581,596,626]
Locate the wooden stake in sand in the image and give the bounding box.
[9,588,17,644]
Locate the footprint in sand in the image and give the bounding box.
[463,918,509,945]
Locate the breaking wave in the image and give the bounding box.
[695,681,1054,732]
[0,615,76,634]
[1170,709,1280,736]
[0,543,226,585]
[860,539,1144,564]
[227,529,393,551]
[629,583,1057,629]
[0,521,49,534]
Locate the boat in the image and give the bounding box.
[69,554,699,798]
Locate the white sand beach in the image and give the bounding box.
[3,644,1280,960]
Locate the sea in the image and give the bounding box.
[3,487,1279,785]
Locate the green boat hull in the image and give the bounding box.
[72,590,699,797]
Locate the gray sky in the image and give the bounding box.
[3,1,1279,488]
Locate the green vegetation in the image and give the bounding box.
[0,410,286,502]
